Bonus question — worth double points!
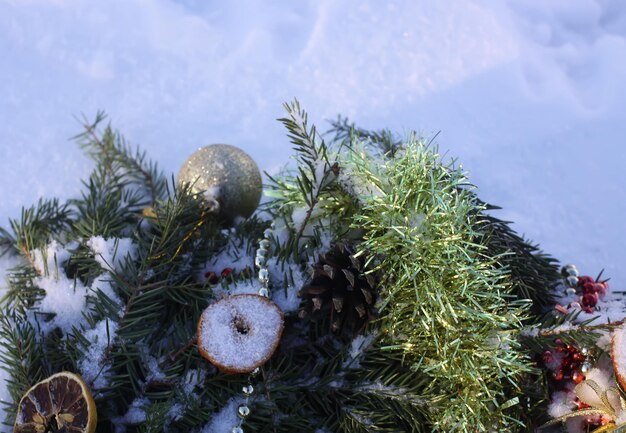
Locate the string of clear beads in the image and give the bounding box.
[231,226,273,433]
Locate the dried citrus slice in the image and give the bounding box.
[612,322,626,391]
[14,371,97,433]
[197,294,284,374]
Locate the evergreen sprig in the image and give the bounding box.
[266,99,348,264]
[328,116,403,158]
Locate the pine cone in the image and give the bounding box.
[298,242,378,334]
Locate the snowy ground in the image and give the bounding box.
[1,1,625,292]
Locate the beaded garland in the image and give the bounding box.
[230,226,274,433]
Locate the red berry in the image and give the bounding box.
[572,371,585,384]
[582,293,598,308]
[583,282,596,293]
[578,276,594,286]
[553,370,564,381]
[572,352,584,362]
[206,271,219,285]
[221,267,233,278]
[574,398,590,409]
[554,338,564,346]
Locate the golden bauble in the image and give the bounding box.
[178,144,262,225]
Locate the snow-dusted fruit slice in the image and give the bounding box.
[197,294,284,374]
[613,323,626,391]
[14,371,97,433]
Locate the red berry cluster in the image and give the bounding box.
[542,339,587,390]
[561,264,609,314]
[576,276,608,313]
[204,267,235,285]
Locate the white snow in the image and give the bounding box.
[78,319,119,390]
[343,331,377,369]
[0,1,624,291]
[91,272,121,306]
[199,397,245,433]
[1,1,626,430]
[181,368,207,395]
[198,229,255,286]
[87,236,137,273]
[548,390,575,418]
[32,241,89,333]
[113,397,150,432]
[266,257,306,313]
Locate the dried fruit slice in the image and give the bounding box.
[14,371,97,433]
[197,294,284,374]
[612,322,626,391]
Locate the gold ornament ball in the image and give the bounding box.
[178,144,262,224]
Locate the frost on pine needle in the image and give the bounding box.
[342,331,377,369]
[199,397,246,433]
[354,382,429,406]
[112,397,150,430]
[144,353,167,383]
[266,256,305,313]
[78,319,118,390]
[91,273,121,306]
[181,369,207,395]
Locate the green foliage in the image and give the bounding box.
[475,201,560,313]
[328,116,404,158]
[265,100,358,268]
[0,102,568,432]
[244,326,433,433]
[0,198,72,260]
[337,137,532,431]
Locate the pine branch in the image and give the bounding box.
[75,111,167,206]
[0,227,13,257]
[270,100,340,259]
[328,115,403,158]
[475,200,561,313]
[4,198,73,267]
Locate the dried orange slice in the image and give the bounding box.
[197,294,284,374]
[612,322,626,391]
[14,371,97,433]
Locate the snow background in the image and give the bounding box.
[1,2,625,309]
